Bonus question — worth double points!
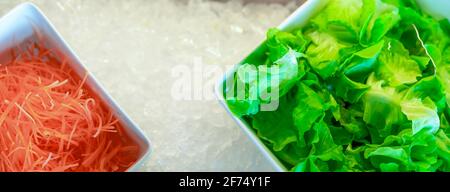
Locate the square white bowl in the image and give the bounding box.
[0,3,152,172]
[215,0,450,172]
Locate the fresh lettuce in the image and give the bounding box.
[225,0,450,172]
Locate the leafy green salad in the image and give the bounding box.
[225,0,450,172]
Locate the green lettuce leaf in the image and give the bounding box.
[225,0,450,172]
[360,0,400,45]
[251,95,298,152]
[363,78,406,141]
[311,0,363,43]
[401,98,440,135]
[293,83,326,147]
[226,49,304,116]
[305,31,346,79]
[376,39,422,86]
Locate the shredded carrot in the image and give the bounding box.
[0,41,140,172]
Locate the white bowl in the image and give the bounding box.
[215,0,449,172]
[0,3,152,172]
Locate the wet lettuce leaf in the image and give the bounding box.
[305,31,346,79]
[225,0,450,172]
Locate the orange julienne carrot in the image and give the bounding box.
[0,41,139,172]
